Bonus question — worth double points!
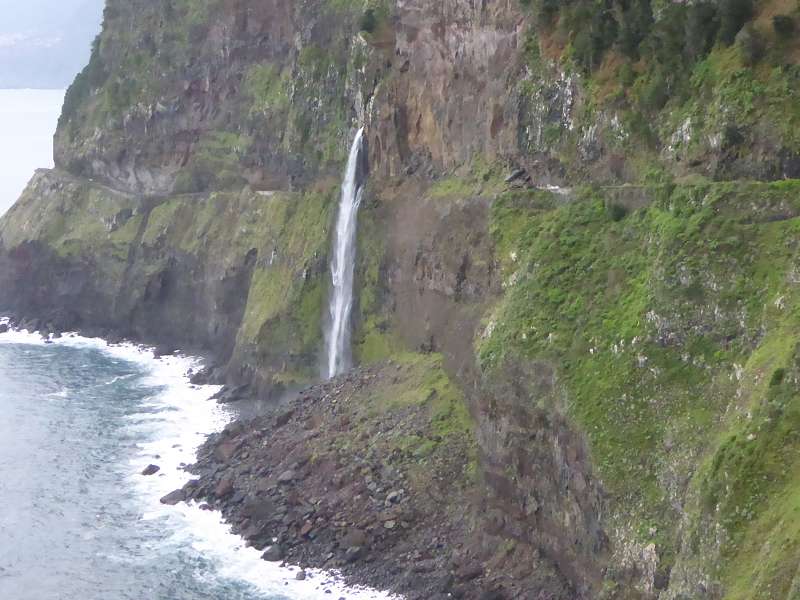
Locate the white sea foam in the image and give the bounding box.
[0,321,399,599]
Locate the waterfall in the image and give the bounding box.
[325,127,367,379]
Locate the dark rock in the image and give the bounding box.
[654,567,671,591]
[189,366,219,385]
[242,497,276,521]
[277,469,295,484]
[295,570,307,581]
[275,408,295,427]
[386,490,402,504]
[153,344,176,357]
[141,464,160,476]
[160,489,185,505]
[224,422,245,437]
[215,477,234,498]
[0,323,8,333]
[345,546,363,563]
[262,545,284,562]
[505,168,527,183]
[456,563,483,581]
[299,521,314,537]
[214,439,242,463]
[214,384,250,404]
[341,529,368,548]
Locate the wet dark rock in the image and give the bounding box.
[214,384,250,404]
[262,545,284,562]
[0,323,8,333]
[153,344,176,357]
[160,489,185,505]
[295,570,307,581]
[141,464,160,476]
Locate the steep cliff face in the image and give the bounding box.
[2,0,800,598]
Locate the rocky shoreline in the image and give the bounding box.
[1,313,571,599]
[167,362,569,600]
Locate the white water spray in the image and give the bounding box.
[325,127,367,379]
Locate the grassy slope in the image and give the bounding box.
[479,180,800,597]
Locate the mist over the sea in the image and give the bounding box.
[0,89,63,216]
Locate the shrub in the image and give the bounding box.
[638,70,670,111]
[722,124,745,149]
[773,15,795,39]
[617,0,654,60]
[769,368,786,387]
[607,202,629,222]
[685,2,720,59]
[718,0,754,45]
[60,35,107,125]
[359,9,377,33]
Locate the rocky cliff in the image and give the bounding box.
[2,0,800,598]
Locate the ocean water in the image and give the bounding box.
[0,88,64,216]
[0,325,394,600]
[0,88,394,600]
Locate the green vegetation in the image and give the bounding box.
[359,8,378,33]
[60,35,107,127]
[244,64,291,117]
[523,0,755,74]
[516,0,800,183]
[480,180,800,589]
[428,158,507,200]
[355,352,477,478]
[174,131,252,193]
[352,190,399,364]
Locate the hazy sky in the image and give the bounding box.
[0,0,104,88]
[0,89,64,215]
[0,2,102,213]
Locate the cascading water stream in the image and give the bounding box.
[325,127,367,379]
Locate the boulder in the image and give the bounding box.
[213,439,241,463]
[214,477,234,498]
[277,469,295,484]
[262,545,284,562]
[456,563,483,581]
[241,497,275,521]
[160,489,185,505]
[341,528,368,548]
[345,546,363,563]
[141,464,160,476]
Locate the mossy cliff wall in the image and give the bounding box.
[2,0,800,598]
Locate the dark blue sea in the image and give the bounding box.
[0,326,389,600]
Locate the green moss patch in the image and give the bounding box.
[480,180,800,586]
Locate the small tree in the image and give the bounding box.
[685,2,720,59]
[360,9,378,34]
[718,0,753,45]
